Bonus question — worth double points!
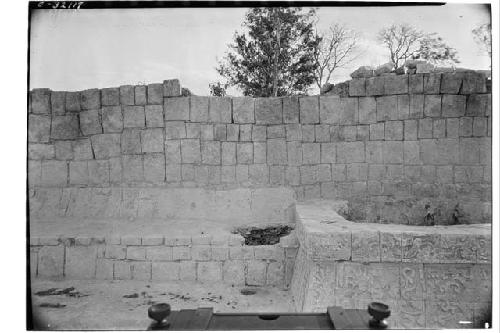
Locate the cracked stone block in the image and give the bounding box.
[440,72,464,94]
[79,109,102,136]
[101,88,120,106]
[91,134,121,159]
[73,138,93,160]
[81,89,101,110]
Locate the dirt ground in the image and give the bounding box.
[29,279,296,330]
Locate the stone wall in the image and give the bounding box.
[28,72,492,225]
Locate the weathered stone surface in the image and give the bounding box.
[65,246,97,279]
[29,115,51,143]
[402,233,440,262]
[190,96,209,122]
[69,161,88,185]
[232,97,255,123]
[144,153,165,183]
[114,261,132,280]
[208,97,231,123]
[101,106,123,133]
[255,98,282,124]
[366,77,385,96]
[253,142,267,164]
[349,78,366,96]
[300,96,320,124]
[385,121,403,140]
[181,139,201,163]
[119,85,134,105]
[337,141,365,163]
[267,139,287,165]
[163,79,182,97]
[164,97,189,121]
[121,129,141,154]
[282,96,299,123]
[384,75,408,95]
[165,121,186,139]
[197,262,222,282]
[375,62,394,76]
[350,66,374,78]
[461,72,487,94]
[423,73,441,94]
[466,94,490,116]
[51,115,79,140]
[141,128,164,153]
[358,97,376,124]
[376,95,398,121]
[201,141,221,165]
[223,261,245,285]
[352,231,380,262]
[380,232,402,262]
[236,142,253,164]
[134,86,147,105]
[65,91,81,112]
[122,155,143,182]
[101,88,120,106]
[72,138,92,160]
[321,97,358,125]
[81,89,101,110]
[441,94,466,117]
[147,83,163,105]
[54,140,73,160]
[88,160,110,185]
[145,105,164,127]
[51,91,66,115]
[152,262,180,281]
[246,260,267,286]
[79,109,102,135]
[96,259,113,279]
[41,160,67,186]
[238,124,252,141]
[123,105,145,128]
[409,74,424,94]
[439,234,476,263]
[440,72,463,94]
[38,246,64,278]
[91,134,121,159]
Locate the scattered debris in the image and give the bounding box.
[39,303,66,308]
[123,293,139,298]
[234,225,294,245]
[240,288,257,296]
[35,287,88,298]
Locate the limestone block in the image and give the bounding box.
[301,125,315,142]
[219,142,236,165]
[376,95,398,121]
[368,123,383,141]
[233,97,255,123]
[302,143,320,164]
[336,141,365,163]
[224,124,238,141]
[385,121,403,140]
[41,160,67,186]
[402,120,417,140]
[320,96,357,125]
[65,246,97,279]
[315,124,330,142]
[51,115,79,140]
[318,142,334,164]
[180,139,200,163]
[145,105,164,127]
[439,234,476,263]
[81,89,101,110]
[172,246,191,260]
[380,232,402,262]
[459,137,480,164]
[114,261,132,280]
[101,106,123,133]
[334,262,371,299]
[409,74,424,94]
[252,142,266,164]
[122,154,143,182]
[51,91,66,114]
[91,134,121,159]
[246,260,267,286]
[249,164,269,184]
[283,96,299,123]
[140,128,164,153]
[349,78,366,96]
[223,261,245,285]
[64,91,80,112]
[146,246,173,261]
[384,74,408,95]
[284,141,300,166]
[142,236,164,246]
[366,77,384,96]
[28,161,41,186]
[197,262,222,282]
[369,263,401,299]
[164,140,181,164]
[402,233,440,262]
[396,95,410,119]
[416,118,432,139]
[88,160,109,185]
[239,124,252,141]
[476,235,491,263]
[236,142,253,164]
[423,73,441,94]
[472,117,487,137]
[69,161,88,185]
[200,141,220,165]
[121,129,141,154]
[177,261,196,281]
[191,246,212,261]
[79,109,102,135]
[358,97,376,124]
[440,72,464,94]
[214,124,226,141]
[461,72,487,94]
[443,118,458,138]
[152,262,180,281]
[255,98,282,124]
[229,246,254,259]
[147,83,163,105]
[208,97,231,123]
[459,117,473,137]
[38,246,64,278]
[266,139,287,165]
[131,262,151,280]
[134,85,147,105]
[144,153,165,183]
[466,94,490,117]
[254,245,284,260]
[440,94,466,118]
[123,105,145,128]
[346,163,367,181]
[95,259,114,279]
[105,245,126,259]
[163,79,181,97]
[189,96,208,122]
[252,125,267,141]
[350,231,380,262]
[119,85,134,105]
[164,97,189,121]
[300,96,320,124]
[408,94,424,119]
[433,119,446,138]
[164,121,186,139]
[269,165,285,184]
[28,143,55,160]
[267,261,285,286]
[101,88,119,106]
[266,125,284,139]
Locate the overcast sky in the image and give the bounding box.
[29,3,491,96]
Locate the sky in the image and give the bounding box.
[29,3,491,96]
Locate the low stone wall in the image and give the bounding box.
[29,233,299,289]
[291,201,491,328]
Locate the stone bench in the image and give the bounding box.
[291,200,491,329]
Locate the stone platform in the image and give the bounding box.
[291,200,491,328]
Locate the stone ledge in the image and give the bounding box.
[295,200,491,264]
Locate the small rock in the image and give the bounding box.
[416,62,435,74]
[394,66,406,75]
[404,59,428,69]
[320,83,334,94]
[350,66,374,78]
[407,68,417,74]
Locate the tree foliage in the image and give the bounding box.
[312,24,359,89]
[216,7,320,97]
[378,23,459,68]
[472,23,491,58]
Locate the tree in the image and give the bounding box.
[472,23,491,58]
[377,23,459,68]
[209,82,228,97]
[312,24,359,89]
[216,8,320,97]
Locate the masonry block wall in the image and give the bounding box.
[28,72,492,225]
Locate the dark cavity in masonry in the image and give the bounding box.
[234,225,294,245]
